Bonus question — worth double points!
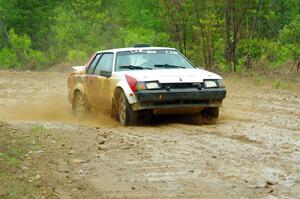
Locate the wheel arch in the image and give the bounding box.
[114,80,137,105]
[73,83,85,94]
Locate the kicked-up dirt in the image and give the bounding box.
[0,70,299,199]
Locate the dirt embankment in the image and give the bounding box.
[0,70,299,199]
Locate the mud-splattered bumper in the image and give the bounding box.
[131,88,226,111]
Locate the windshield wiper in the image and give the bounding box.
[119,65,152,70]
[154,64,186,69]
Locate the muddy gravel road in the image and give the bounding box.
[0,70,299,199]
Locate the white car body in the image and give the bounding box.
[116,68,221,104]
[68,46,226,125]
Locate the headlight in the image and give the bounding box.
[217,79,225,88]
[146,81,160,89]
[134,81,161,91]
[204,80,218,88]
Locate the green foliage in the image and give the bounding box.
[0,0,299,71]
[218,62,231,73]
[0,152,22,168]
[9,29,31,51]
[193,11,224,68]
[279,15,300,61]
[118,28,169,47]
[0,48,18,68]
[0,30,47,69]
[280,15,300,44]
[238,39,262,61]
[27,49,48,70]
[67,49,88,64]
[261,40,283,64]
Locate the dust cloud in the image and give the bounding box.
[0,94,118,127]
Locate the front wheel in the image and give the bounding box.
[202,107,219,124]
[118,92,138,126]
[193,107,219,125]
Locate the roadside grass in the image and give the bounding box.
[251,71,263,86]
[272,79,289,89]
[249,74,292,90]
[231,74,240,83]
[30,124,48,135]
[224,70,296,91]
[0,123,55,199]
[0,152,22,168]
[1,172,43,199]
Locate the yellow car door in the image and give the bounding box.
[85,53,102,107]
[93,53,114,109]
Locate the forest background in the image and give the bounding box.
[0,0,299,78]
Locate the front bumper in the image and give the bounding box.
[131,88,226,111]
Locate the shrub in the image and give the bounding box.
[0,29,48,69]
[67,49,88,64]
[0,48,18,69]
[9,29,31,53]
[279,15,300,62]
[238,38,263,61]
[27,50,48,70]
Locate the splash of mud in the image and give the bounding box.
[0,94,119,127]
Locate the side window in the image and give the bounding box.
[94,53,113,75]
[87,54,101,74]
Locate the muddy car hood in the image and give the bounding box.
[121,68,221,83]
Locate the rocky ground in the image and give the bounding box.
[0,70,299,199]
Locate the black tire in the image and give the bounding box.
[118,92,138,126]
[192,107,219,125]
[73,91,88,118]
[202,107,219,124]
[110,99,119,120]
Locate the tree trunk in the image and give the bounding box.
[0,18,13,48]
[224,0,248,72]
[225,0,233,71]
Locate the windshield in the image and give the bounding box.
[115,50,194,71]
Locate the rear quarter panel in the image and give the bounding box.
[67,70,86,104]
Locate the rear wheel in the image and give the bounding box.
[118,92,138,126]
[73,91,88,118]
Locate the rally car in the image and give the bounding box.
[67,45,226,125]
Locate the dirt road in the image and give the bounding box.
[0,70,299,199]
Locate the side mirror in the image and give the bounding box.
[100,70,112,77]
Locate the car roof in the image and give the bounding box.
[96,47,177,53]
